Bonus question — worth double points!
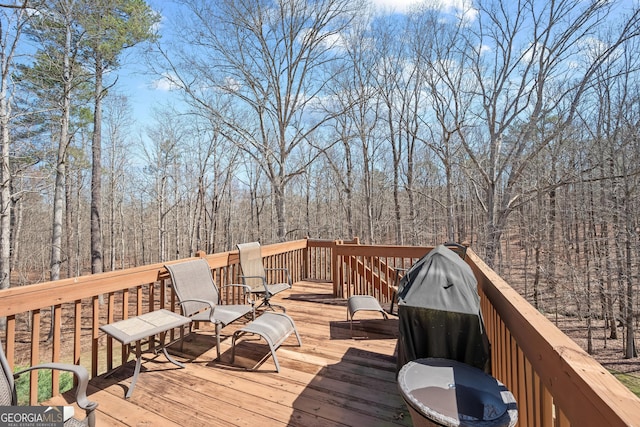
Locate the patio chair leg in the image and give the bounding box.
[265,300,286,313]
[256,296,286,313]
[215,323,221,360]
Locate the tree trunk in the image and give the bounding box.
[0,93,11,291]
[0,3,27,303]
[65,152,73,278]
[623,174,637,358]
[274,179,286,242]
[91,56,104,274]
[345,142,354,239]
[533,242,541,310]
[51,14,74,282]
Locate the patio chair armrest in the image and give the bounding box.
[239,274,270,294]
[220,283,255,304]
[14,363,98,413]
[239,275,267,285]
[177,298,221,323]
[264,267,292,286]
[178,298,216,308]
[178,298,217,312]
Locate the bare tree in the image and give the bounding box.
[572,31,640,356]
[416,6,472,244]
[77,0,159,275]
[0,1,30,294]
[21,1,91,283]
[374,13,425,245]
[103,94,132,270]
[459,0,640,266]
[323,9,378,242]
[185,113,239,255]
[156,0,360,241]
[141,109,184,263]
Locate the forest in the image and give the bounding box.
[1,0,639,358]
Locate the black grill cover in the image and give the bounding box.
[397,245,491,374]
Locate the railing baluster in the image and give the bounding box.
[136,286,143,315]
[533,361,542,426]
[160,278,166,309]
[542,386,554,426]
[91,296,99,378]
[149,282,155,313]
[30,309,40,404]
[509,333,518,401]
[555,407,570,427]
[74,300,81,368]
[517,347,527,427]
[52,304,62,393]
[106,293,115,372]
[6,315,15,370]
[122,288,129,365]
[524,357,535,427]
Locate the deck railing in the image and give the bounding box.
[0,238,639,426]
[0,239,308,405]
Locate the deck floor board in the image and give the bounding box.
[62,281,410,426]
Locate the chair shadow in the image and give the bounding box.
[209,339,291,373]
[166,330,225,361]
[330,319,399,340]
[165,311,256,362]
[286,292,348,306]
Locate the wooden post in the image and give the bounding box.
[332,240,340,297]
[303,237,309,280]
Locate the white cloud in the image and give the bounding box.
[320,32,347,51]
[222,76,241,93]
[369,0,422,14]
[578,36,615,60]
[151,73,182,91]
[479,44,491,55]
[298,27,348,53]
[370,0,476,19]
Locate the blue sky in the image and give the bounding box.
[115,0,637,132]
[114,0,448,130]
[113,0,180,130]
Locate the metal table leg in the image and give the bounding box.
[159,331,186,368]
[125,341,143,399]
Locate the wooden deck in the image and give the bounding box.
[52,281,409,426]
